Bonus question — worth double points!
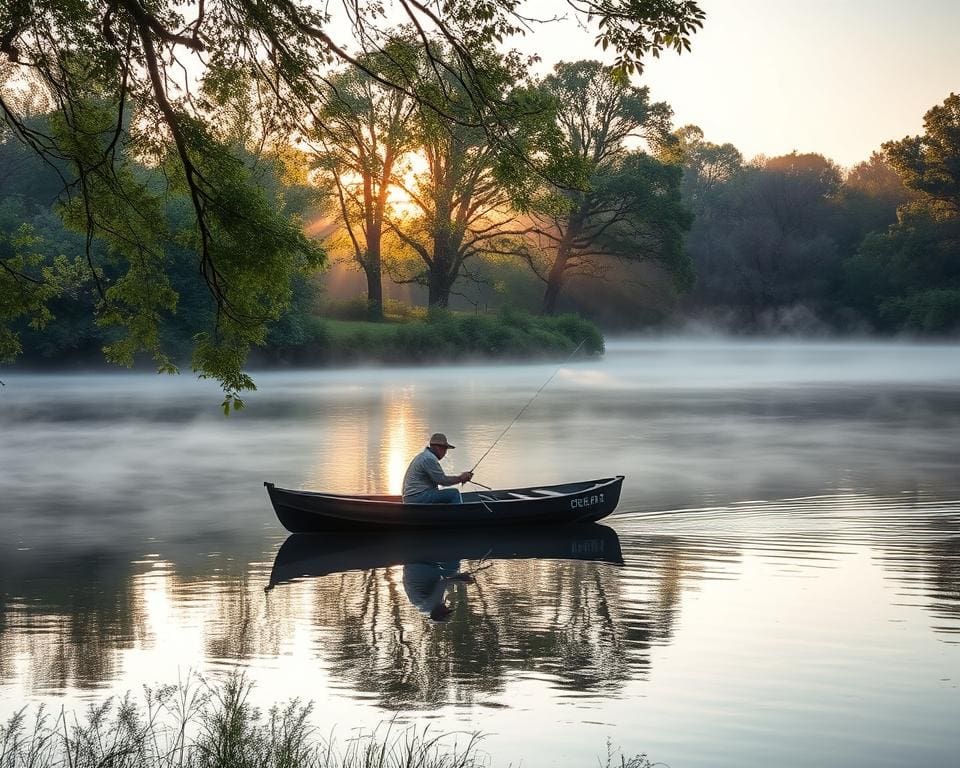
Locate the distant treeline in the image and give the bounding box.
[669,109,960,335]
[3,6,959,406]
[2,65,958,387]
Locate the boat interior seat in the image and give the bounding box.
[530,488,563,497]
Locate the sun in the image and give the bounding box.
[386,151,430,218]
[316,151,429,221]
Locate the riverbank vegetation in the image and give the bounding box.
[0,676,653,768]
[2,2,959,407]
[0,1,705,408]
[670,100,960,335]
[260,310,603,366]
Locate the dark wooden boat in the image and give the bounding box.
[264,476,624,533]
[267,524,623,589]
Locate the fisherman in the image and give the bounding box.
[401,432,473,504]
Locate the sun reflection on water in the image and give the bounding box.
[383,388,424,495]
[307,386,426,495]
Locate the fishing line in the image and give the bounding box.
[470,337,587,475]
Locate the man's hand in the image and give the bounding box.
[458,471,474,484]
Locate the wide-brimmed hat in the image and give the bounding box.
[429,432,455,448]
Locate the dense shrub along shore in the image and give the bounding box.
[261,309,604,367]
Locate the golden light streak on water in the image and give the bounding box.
[382,387,425,495]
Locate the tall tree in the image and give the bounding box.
[529,60,691,314]
[681,151,846,330]
[884,92,960,219]
[0,1,703,397]
[844,93,960,333]
[312,42,418,320]
[669,124,742,215]
[389,47,559,308]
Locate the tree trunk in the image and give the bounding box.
[541,214,584,314]
[364,224,384,320]
[427,262,452,307]
[428,233,456,308]
[427,283,449,308]
[541,235,575,315]
[541,263,564,314]
[364,262,383,320]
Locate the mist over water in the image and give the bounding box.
[1,338,959,768]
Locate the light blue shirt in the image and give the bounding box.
[402,447,459,499]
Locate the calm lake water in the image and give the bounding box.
[1,339,959,767]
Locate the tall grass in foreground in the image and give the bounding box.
[0,677,480,768]
[0,677,654,768]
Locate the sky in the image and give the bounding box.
[513,0,960,168]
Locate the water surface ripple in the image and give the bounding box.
[1,339,958,768]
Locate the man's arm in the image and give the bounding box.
[424,456,473,486]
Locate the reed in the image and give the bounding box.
[0,676,481,768]
[0,676,648,768]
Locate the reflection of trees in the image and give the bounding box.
[0,551,145,690]
[302,567,505,708]
[273,549,701,708]
[927,536,960,637]
[875,503,960,640]
[472,560,630,694]
[0,544,276,694]
[0,535,738,706]
[200,567,288,663]
[636,537,718,644]
[494,564,629,693]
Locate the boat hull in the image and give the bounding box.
[264,476,624,533]
[267,524,623,588]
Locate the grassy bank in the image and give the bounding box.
[8,299,603,373]
[0,677,653,768]
[263,309,605,366]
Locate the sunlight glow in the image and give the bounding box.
[382,388,424,495]
[120,563,205,682]
[387,152,429,218]
[309,385,425,494]
[328,152,430,223]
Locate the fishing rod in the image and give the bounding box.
[469,337,587,477]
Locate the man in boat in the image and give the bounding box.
[402,433,474,504]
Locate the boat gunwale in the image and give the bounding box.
[265,476,624,507]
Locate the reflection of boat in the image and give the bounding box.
[264,476,624,532]
[266,524,623,589]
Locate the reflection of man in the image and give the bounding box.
[402,433,473,504]
[402,561,462,622]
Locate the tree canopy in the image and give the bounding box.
[527,60,691,314]
[0,1,705,403]
[386,45,565,308]
[884,93,960,220]
[845,93,960,333]
[311,39,420,320]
